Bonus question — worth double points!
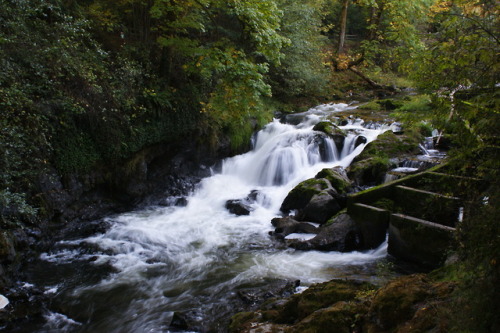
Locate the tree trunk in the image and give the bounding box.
[348,67,383,89]
[338,0,349,54]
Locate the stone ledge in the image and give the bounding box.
[388,213,456,268]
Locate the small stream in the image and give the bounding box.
[21,103,397,332]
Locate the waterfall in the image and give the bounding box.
[33,104,391,333]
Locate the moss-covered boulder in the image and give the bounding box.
[353,131,420,163]
[368,274,435,331]
[299,192,341,224]
[280,178,331,214]
[228,311,260,333]
[270,280,375,324]
[346,130,420,186]
[347,157,395,186]
[313,121,346,136]
[315,167,351,194]
[280,168,351,223]
[289,301,368,333]
[313,121,346,150]
[358,98,405,111]
[227,273,456,333]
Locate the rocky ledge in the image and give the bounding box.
[229,274,456,333]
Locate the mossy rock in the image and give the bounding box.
[353,130,420,162]
[280,178,331,213]
[395,298,453,333]
[272,280,375,324]
[347,157,394,186]
[288,301,368,333]
[369,274,433,330]
[358,100,383,111]
[313,121,346,137]
[377,98,404,110]
[315,167,351,194]
[358,98,404,111]
[228,311,260,333]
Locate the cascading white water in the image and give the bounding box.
[36,103,393,332]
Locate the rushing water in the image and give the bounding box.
[26,103,394,332]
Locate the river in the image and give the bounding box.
[23,103,393,332]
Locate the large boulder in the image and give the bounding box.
[262,279,374,325]
[314,166,351,194]
[288,214,362,252]
[347,157,395,186]
[347,130,420,186]
[298,192,341,224]
[280,169,351,224]
[280,178,331,214]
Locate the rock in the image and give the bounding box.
[368,274,432,331]
[352,131,420,164]
[174,197,188,207]
[354,135,367,147]
[228,273,455,333]
[269,279,375,324]
[225,190,270,216]
[298,193,341,224]
[314,167,351,194]
[347,157,394,186]
[271,216,318,238]
[167,310,205,332]
[0,232,16,263]
[313,121,346,151]
[225,199,253,216]
[289,214,362,252]
[288,301,368,333]
[280,170,350,224]
[158,196,188,207]
[236,280,299,306]
[246,190,270,207]
[170,312,189,330]
[280,178,331,214]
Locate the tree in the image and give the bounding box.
[268,0,330,102]
[338,0,349,54]
[327,0,433,87]
[411,0,499,146]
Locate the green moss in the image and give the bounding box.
[324,209,347,226]
[313,121,346,137]
[358,98,404,111]
[347,157,392,185]
[369,274,432,330]
[289,301,368,333]
[358,100,382,110]
[228,311,259,333]
[273,280,375,324]
[281,178,331,212]
[359,131,420,160]
[315,168,350,193]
